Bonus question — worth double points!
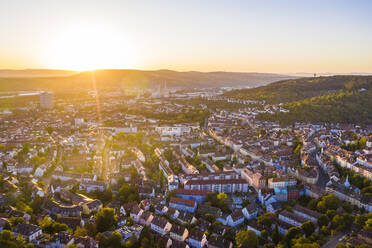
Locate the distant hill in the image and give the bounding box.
[224,75,372,125]
[0,69,77,78]
[0,69,295,92]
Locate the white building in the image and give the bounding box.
[155,126,191,136]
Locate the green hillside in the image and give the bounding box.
[224,75,372,125]
[259,89,372,125]
[224,75,372,103]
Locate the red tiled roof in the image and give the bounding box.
[175,188,210,196]
[185,179,247,185]
[170,197,196,207]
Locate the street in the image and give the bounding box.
[322,232,347,248]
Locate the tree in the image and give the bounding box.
[92,188,112,205]
[319,194,339,212]
[95,208,118,232]
[124,240,134,248]
[301,221,316,237]
[235,230,258,248]
[30,196,43,214]
[2,221,10,231]
[52,222,69,233]
[217,192,227,201]
[45,126,53,135]
[38,217,69,234]
[332,213,354,232]
[118,184,139,204]
[167,190,177,202]
[332,215,344,231]
[260,230,269,240]
[335,244,346,248]
[264,243,276,248]
[317,214,329,228]
[272,224,280,244]
[0,230,14,241]
[107,232,122,248]
[155,237,167,248]
[257,212,275,229]
[85,222,97,237]
[326,210,337,219]
[341,201,353,213]
[316,200,326,213]
[355,215,368,229]
[342,213,354,229]
[365,218,372,230]
[293,242,320,248]
[95,232,122,248]
[284,227,302,243]
[355,245,371,248]
[74,226,88,237]
[140,238,151,248]
[139,226,152,244]
[205,192,230,213]
[126,217,134,226]
[164,149,173,162]
[95,232,106,246]
[307,198,319,211]
[0,240,19,248]
[204,213,215,223]
[38,217,54,234]
[0,230,18,248]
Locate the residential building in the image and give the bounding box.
[175,188,209,203]
[169,197,197,213]
[13,223,42,241]
[188,229,207,248]
[150,216,172,235]
[170,224,189,241]
[197,205,222,219]
[268,177,297,189]
[130,205,144,223]
[293,205,321,222]
[226,209,245,227]
[278,210,308,227]
[207,235,233,248]
[241,168,266,190]
[139,211,154,226]
[184,179,248,193]
[246,220,265,236]
[74,236,98,248]
[242,203,258,220]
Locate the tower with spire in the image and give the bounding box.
[344,175,350,188]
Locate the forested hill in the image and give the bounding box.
[0,69,76,78]
[259,89,372,125]
[224,75,372,125]
[0,69,295,92]
[224,75,372,103]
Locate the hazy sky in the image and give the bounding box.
[0,0,371,73]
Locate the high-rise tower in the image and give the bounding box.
[40,92,53,109]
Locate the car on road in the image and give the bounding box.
[338,235,346,241]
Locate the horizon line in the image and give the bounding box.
[1,67,372,76]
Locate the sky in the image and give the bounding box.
[0,0,371,73]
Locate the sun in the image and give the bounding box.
[46,23,138,71]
